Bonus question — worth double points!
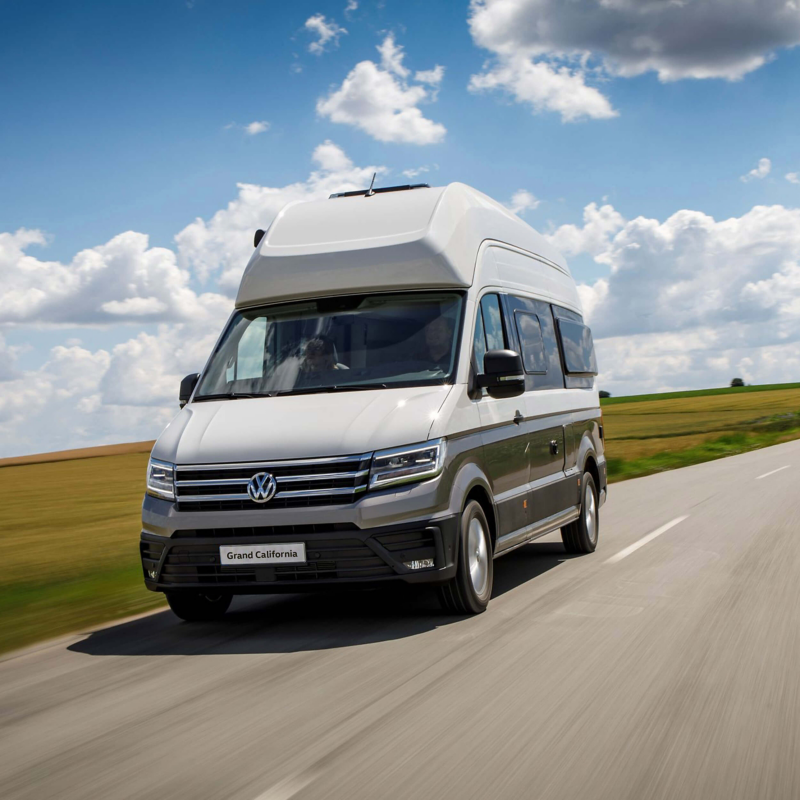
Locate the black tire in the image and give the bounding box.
[438,500,494,615]
[562,472,599,554]
[166,591,233,622]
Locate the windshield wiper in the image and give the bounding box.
[192,392,267,402]
[275,384,388,397]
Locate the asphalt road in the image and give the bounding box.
[2,440,799,800]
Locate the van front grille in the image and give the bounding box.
[158,540,393,585]
[174,454,372,512]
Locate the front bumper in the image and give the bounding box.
[140,515,459,594]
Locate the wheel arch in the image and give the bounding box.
[448,461,498,550]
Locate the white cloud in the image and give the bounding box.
[0,333,20,381]
[402,166,430,180]
[0,323,226,456]
[469,55,618,122]
[506,189,540,215]
[560,202,800,338]
[316,35,447,144]
[468,0,800,120]
[546,202,625,257]
[741,157,772,182]
[787,172,800,185]
[0,228,229,326]
[345,0,358,16]
[546,201,800,395]
[377,33,410,78]
[244,120,270,135]
[414,65,445,85]
[305,14,347,55]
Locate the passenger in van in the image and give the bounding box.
[422,316,454,371]
[300,336,348,373]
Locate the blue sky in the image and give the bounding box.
[1,0,800,455]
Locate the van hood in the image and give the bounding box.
[152,385,453,464]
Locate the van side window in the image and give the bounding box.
[505,296,564,390]
[557,319,598,375]
[480,294,506,352]
[552,305,597,389]
[514,312,547,374]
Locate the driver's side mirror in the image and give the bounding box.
[179,373,200,408]
[478,350,525,398]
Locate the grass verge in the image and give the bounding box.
[607,412,800,481]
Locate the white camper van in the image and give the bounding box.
[141,182,606,620]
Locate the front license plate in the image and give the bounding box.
[220,543,306,566]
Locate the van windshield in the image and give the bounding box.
[194,291,464,400]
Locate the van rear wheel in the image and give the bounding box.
[562,472,599,554]
[166,591,232,622]
[438,500,493,615]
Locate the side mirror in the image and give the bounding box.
[479,350,525,398]
[179,373,200,408]
[254,229,265,248]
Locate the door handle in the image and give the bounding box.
[550,439,559,454]
[513,410,524,425]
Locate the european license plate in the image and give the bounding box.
[220,543,306,566]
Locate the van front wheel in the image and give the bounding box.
[166,591,232,622]
[562,472,599,554]
[438,500,493,615]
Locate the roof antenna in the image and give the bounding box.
[365,172,377,197]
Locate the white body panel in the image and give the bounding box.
[236,183,570,309]
[153,386,452,463]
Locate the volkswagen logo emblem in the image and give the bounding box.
[247,472,277,504]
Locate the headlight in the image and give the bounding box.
[369,439,446,490]
[146,458,175,500]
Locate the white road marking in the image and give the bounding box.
[253,772,317,800]
[756,465,790,480]
[605,516,689,564]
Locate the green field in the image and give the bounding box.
[601,385,800,476]
[1,382,800,655]
[0,453,164,655]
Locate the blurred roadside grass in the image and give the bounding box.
[0,453,164,655]
[1,384,800,655]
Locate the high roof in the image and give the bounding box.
[235,182,570,309]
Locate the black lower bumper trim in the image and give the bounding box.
[141,516,458,594]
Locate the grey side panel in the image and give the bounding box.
[472,421,529,537]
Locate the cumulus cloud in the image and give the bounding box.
[316,34,447,144]
[787,172,800,185]
[506,189,540,215]
[244,120,270,135]
[468,0,800,120]
[345,0,358,16]
[0,321,227,455]
[741,157,772,182]
[305,14,347,55]
[546,200,800,392]
[0,228,230,326]
[415,65,445,85]
[0,334,20,381]
[469,55,617,122]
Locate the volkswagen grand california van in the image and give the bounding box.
[140,182,606,620]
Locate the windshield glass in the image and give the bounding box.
[194,291,464,399]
